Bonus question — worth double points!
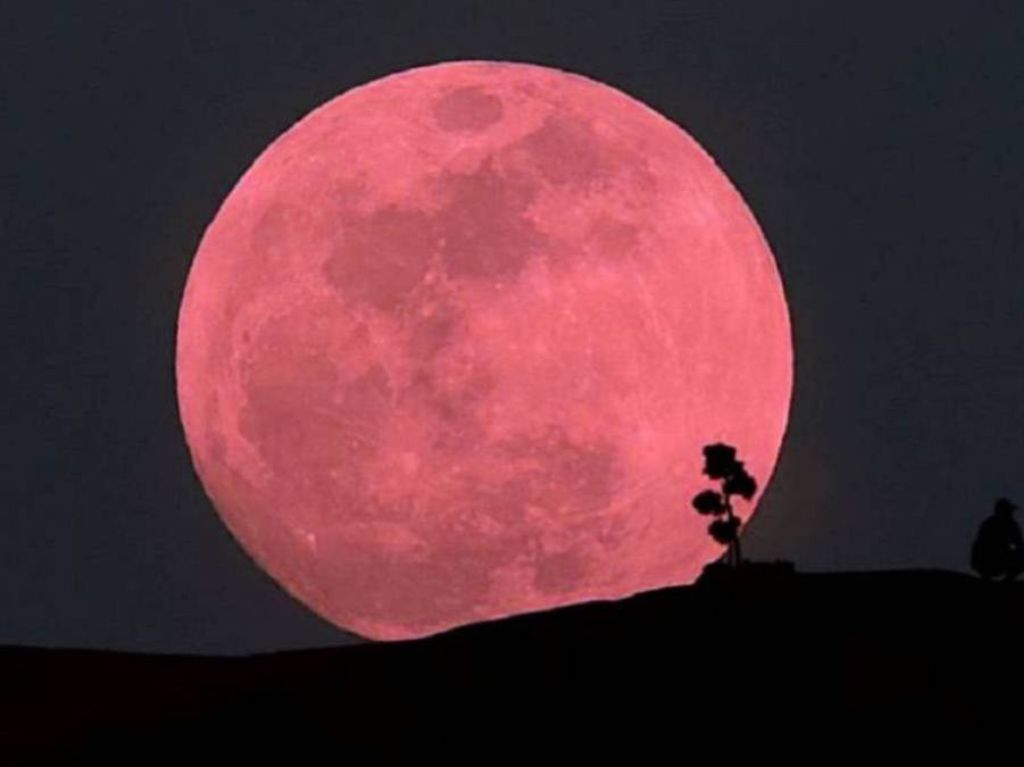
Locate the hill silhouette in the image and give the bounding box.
[4,567,1022,756]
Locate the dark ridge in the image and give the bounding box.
[4,568,1020,756]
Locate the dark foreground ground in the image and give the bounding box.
[3,567,1022,757]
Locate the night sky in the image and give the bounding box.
[4,1,1023,654]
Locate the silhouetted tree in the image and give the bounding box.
[691,443,757,567]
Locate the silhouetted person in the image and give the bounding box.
[971,497,1024,581]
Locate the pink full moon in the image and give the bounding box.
[176,61,793,641]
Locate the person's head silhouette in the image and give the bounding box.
[994,497,1018,518]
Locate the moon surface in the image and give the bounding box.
[176,61,793,641]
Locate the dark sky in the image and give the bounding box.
[4,1,1023,654]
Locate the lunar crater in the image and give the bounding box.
[433,159,547,281]
[323,204,440,312]
[512,113,618,189]
[433,85,505,133]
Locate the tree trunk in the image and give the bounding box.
[725,494,741,567]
